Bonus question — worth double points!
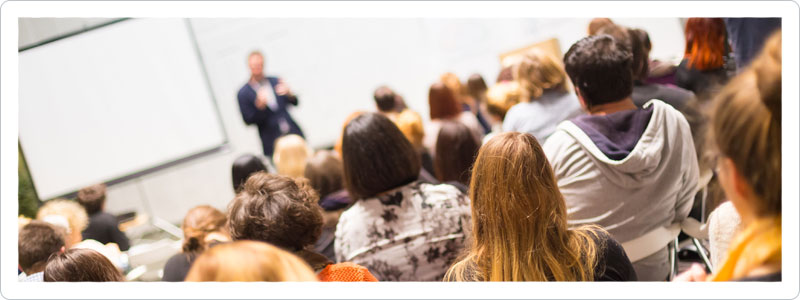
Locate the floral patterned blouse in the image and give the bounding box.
[334,181,472,281]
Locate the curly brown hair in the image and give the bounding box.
[227,172,323,251]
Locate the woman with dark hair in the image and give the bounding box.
[231,154,269,192]
[675,18,731,98]
[434,121,480,193]
[625,27,695,110]
[423,82,484,158]
[336,112,471,281]
[44,248,124,282]
[304,150,352,261]
[162,205,229,281]
[445,132,636,281]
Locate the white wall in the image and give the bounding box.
[19,18,685,224]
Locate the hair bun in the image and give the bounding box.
[753,31,782,124]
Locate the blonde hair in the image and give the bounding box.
[445,132,599,281]
[710,31,781,217]
[440,72,466,99]
[515,49,569,101]
[37,199,88,235]
[273,134,312,178]
[184,240,318,281]
[486,81,523,120]
[393,109,425,149]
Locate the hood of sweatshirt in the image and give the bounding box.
[561,100,674,188]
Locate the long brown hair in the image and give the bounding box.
[428,82,462,120]
[182,205,227,256]
[710,31,780,217]
[445,132,600,281]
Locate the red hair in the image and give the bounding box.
[684,18,727,71]
[428,82,462,120]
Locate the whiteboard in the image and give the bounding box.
[19,18,227,200]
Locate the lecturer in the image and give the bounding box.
[237,51,304,157]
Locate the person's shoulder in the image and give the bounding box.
[93,212,119,224]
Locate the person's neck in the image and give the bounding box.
[25,263,45,275]
[249,74,263,83]
[587,97,637,115]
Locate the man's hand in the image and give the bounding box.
[255,88,268,110]
[673,263,708,282]
[275,79,291,96]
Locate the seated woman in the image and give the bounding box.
[675,31,781,282]
[434,121,480,193]
[675,18,731,99]
[445,132,636,281]
[502,49,583,142]
[44,248,124,282]
[162,205,230,281]
[227,172,377,282]
[273,134,313,178]
[336,112,472,281]
[304,150,352,261]
[423,82,484,158]
[185,241,318,282]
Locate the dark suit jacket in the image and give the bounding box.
[237,76,304,157]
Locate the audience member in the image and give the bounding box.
[587,18,614,35]
[434,121,480,193]
[334,111,366,157]
[76,183,130,251]
[336,112,471,281]
[424,82,483,158]
[466,73,492,134]
[37,199,88,248]
[231,153,271,192]
[482,81,521,143]
[227,172,377,281]
[273,134,313,178]
[393,109,438,184]
[373,86,405,120]
[545,34,699,281]
[44,248,124,282]
[676,31,781,282]
[18,221,66,282]
[162,205,230,282]
[304,150,352,261]
[184,241,319,282]
[445,132,636,281]
[237,50,304,157]
[626,28,695,110]
[441,73,491,134]
[496,65,515,83]
[675,18,731,99]
[502,49,582,142]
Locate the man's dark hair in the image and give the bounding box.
[76,183,106,215]
[227,172,323,251]
[373,86,397,112]
[564,34,634,107]
[342,112,420,199]
[19,221,66,274]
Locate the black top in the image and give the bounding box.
[591,229,638,281]
[162,253,196,282]
[81,212,130,251]
[675,59,729,99]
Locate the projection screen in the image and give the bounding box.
[19,18,227,200]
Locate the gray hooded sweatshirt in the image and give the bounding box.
[543,99,699,281]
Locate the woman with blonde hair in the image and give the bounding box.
[162,205,230,281]
[502,49,583,142]
[273,134,313,178]
[675,31,781,282]
[185,240,318,281]
[36,199,88,248]
[444,132,635,281]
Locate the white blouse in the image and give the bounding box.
[334,181,471,281]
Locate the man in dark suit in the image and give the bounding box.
[237,51,304,157]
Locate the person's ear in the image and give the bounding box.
[60,246,65,253]
[723,158,754,200]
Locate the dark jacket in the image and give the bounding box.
[81,212,130,251]
[237,76,304,157]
